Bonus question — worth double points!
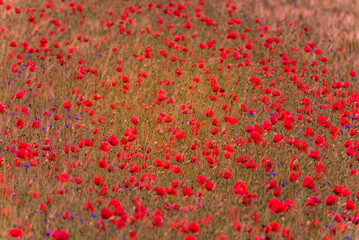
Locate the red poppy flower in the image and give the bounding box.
[108,135,119,146]
[7,228,23,238]
[152,216,163,227]
[52,230,69,240]
[325,195,337,205]
[349,70,356,77]
[57,173,69,183]
[101,208,113,219]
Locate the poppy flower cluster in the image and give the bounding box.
[1,0,359,239]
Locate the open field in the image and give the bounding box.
[1,0,359,239]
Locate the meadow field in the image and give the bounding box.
[1,0,359,239]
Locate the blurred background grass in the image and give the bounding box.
[237,0,359,69]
